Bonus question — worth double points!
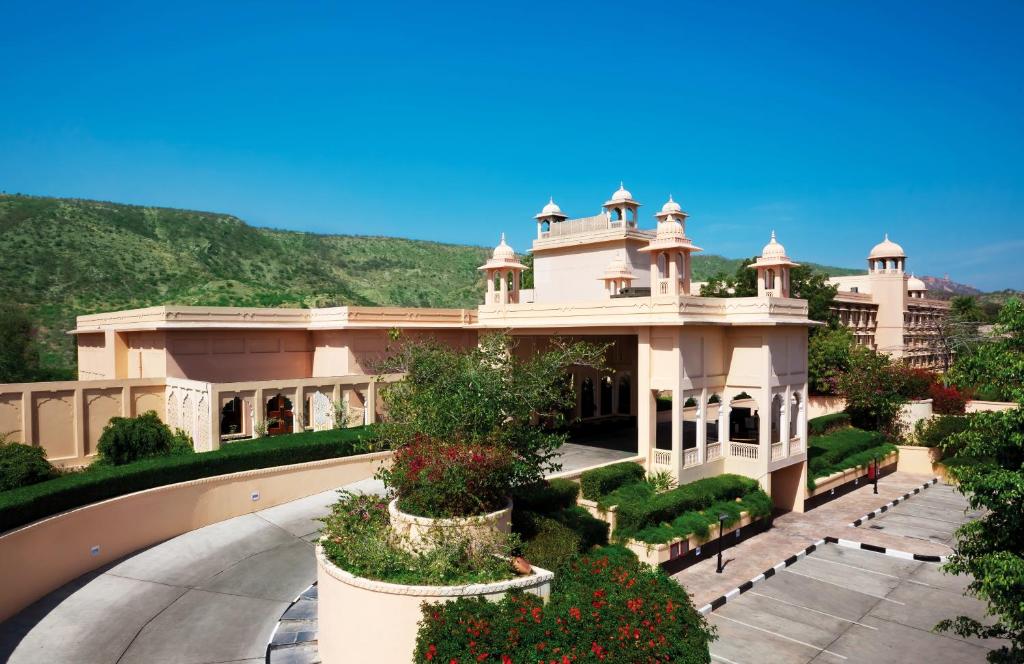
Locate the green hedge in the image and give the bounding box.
[579,461,645,500]
[631,489,772,544]
[0,427,374,533]
[807,427,896,489]
[513,506,610,572]
[510,478,579,513]
[808,412,851,436]
[607,473,761,539]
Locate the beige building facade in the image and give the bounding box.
[829,235,952,370]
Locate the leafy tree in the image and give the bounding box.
[700,258,758,298]
[0,303,42,383]
[951,295,985,323]
[375,333,607,485]
[837,348,908,434]
[808,326,856,395]
[948,298,1024,402]
[937,404,1024,662]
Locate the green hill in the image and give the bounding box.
[0,194,861,379]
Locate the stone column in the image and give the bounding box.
[293,386,304,434]
[781,386,791,457]
[637,329,655,470]
[798,384,808,451]
[365,380,377,425]
[671,388,682,475]
[668,252,679,296]
[696,387,707,464]
[719,401,730,452]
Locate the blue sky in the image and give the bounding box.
[1,1,1022,290]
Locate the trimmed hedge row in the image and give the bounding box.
[510,478,578,513]
[513,506,610,572]
[607,473,761,539]
[579,461,645,500]
[632,488,772,544]
[807,427,896,489]
[0,427,374,533]
[808,412,851,436]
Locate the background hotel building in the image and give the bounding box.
[1,185,829,511]
[829,235,953,370]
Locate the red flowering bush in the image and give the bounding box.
[898,367,936,400]
[929,382,967,415]
[380,435,518,518]
[414,553,715,663]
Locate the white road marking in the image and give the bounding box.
[782,569,906,604]
[805,555,902,578]
[747,591,878,630]
[711,653,745,664]
[711,613,848,660]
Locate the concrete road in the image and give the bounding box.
[0,443,627,664]
[708,543,998,664]
[857,481,981,548]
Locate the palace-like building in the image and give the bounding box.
[1,185,839,511]
[828,235,952,370]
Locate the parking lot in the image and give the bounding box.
[857,481,980,548]
[708,542,998,663]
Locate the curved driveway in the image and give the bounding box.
[0,444,629,664]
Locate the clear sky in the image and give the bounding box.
[1,1,1022,290]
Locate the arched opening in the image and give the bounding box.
[706,393,721,444]
[790,392,801,440]
[657,252,667,276]
[766,269,776,290]
[617,375,631,415]
[580,378,596,419]
[541,220,550,233]
[220,396,243,436]
[770,393,783,444]
[599,376,613,416]
[682,394,698,451]
[266,393,294,436]
[613,207,623,221]
[729,392,759,443]
[626,207,635,223]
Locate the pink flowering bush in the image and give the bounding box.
[380,434,518,518]
[414,552,715,663]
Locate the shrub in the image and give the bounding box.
[510,478,578,514]
[0,426,371,532]
[380,435,517,518]
[930,382,967,415]
[415,552,714,663]
[807,427,897,488]
[513,506,609,571]
[169,429,195,455]
[96,411,175,465]
[631,489,773,544]
[839,349,909,434]
[646,469,678,492]
[914,414,971,455]
[320,492,516,586]
[0,441,56,492]
[899,367,936,400]
[808,412,851,436]
[579,461,645,500]
[612,473,760,539]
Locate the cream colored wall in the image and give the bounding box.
[164,329,314,382]
[76,332,113,379]
[0,450,392,623]
[966,400,1019,413]
[870,272,908,356]
[532,239,650,303]
[807,394,847,419]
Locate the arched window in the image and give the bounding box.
[600,376,613,416]
[581,378,596,418]
[766,269,776,290]
[220,396,243,435]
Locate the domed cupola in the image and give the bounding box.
[478,233,527,305]
[749,231,799,297]
[602,182,641,226]
[639,195,703,296]
[534,197,568,239]
[868,234,906,273]
[599,252,635,297]
[907,274,927,299]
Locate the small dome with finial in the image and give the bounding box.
[907,275,927,292]
[869,233,906,259]
[611,182,633,202]
[535,196,567,219]
[761,230,788,260]
[492,233,516,261]
[660,195,682,214]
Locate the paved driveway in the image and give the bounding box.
[708,543,997,664]
[856,481,980,548]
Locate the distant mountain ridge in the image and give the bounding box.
[0,193,924,377]
[919,274,983,298]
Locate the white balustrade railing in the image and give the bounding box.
[654,449,672,466]
[706,442,721,461]
[729,442,759,460]
[683,448,699,468]
[789,436,803,453]
[771,442,784,461]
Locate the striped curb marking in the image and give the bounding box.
[698,539,826,616]
[849,477,939,527]
[266,583,319,664]
[823,536,948,563]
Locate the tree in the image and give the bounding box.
[375,333,607,485]
[948,297,1024,402]
[700,258,757,298]
[808,326,856,395]
[837,348,908,434]
[937,404,1024,662]
[0,303,42,383]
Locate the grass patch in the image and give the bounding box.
[808,412,851,436]
[806,427,896,489]
[0,426,375,532]
[579,461,645,500]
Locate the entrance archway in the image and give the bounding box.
[266,393,294,436]
[580,378,596,419]
[220,397,242,436]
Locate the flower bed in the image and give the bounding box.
[806,451,897,499]
[807,427,897,489]
[0,426,373,533]
[414,551,713,663]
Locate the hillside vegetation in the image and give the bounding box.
[0,194,859,379]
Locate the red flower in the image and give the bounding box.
[569,607,581,620]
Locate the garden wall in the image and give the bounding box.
[807,395,846,419]
[965,400,1018,413]
[0,450,391,622]
[804,451,898,510]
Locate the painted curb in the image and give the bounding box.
[849,477,939,527]
[697,539,826,616]
[823,536,948,563]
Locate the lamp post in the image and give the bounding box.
[716,512,728,573]
[873,455,879,494]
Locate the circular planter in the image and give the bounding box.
[316,545,552,664]
[388,497,513,553]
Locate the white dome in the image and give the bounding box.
[656,218,686,242]
[661,195,682,214]
[492,233,516,261]
[907,275,927,291]
[611,182,633,202]
[761,231,788,259]
[540,197,562,216]
[869,234,906,259]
